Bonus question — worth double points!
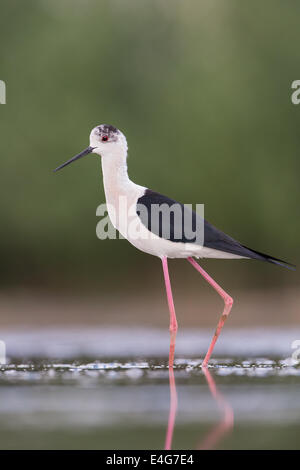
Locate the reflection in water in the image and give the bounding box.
[164,364,234,450]
[164,365,178,450]
[1,357,300,449]
[198,367,234,449]
[165,330,178,450]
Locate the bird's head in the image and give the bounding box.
[53,124,128,172]
[90,124,128,157]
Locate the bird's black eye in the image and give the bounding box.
[102,135,108,142]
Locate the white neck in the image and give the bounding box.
[99,148,146,235]
[101,150,133,202]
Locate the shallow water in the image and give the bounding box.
[0,327,299,449]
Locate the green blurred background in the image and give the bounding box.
[1,1,300,451]
[0,0,299,318]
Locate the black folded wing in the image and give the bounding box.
[137,189,295,269]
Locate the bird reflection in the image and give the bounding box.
[164,359,234,450]
[164,364,178,450]
[197,367,234,449]
[165,332,178,450]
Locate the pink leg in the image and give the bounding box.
[187,257,233,368]
[161,257,178,368]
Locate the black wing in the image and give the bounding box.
[137,189,295,269]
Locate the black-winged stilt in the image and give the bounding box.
[54,124,295,368]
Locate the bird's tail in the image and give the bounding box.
[241,245,296,271]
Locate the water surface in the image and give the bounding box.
[0,327,299,449]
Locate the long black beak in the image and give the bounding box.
[53,146,94,172]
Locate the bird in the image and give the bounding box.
[54,124,295,368]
